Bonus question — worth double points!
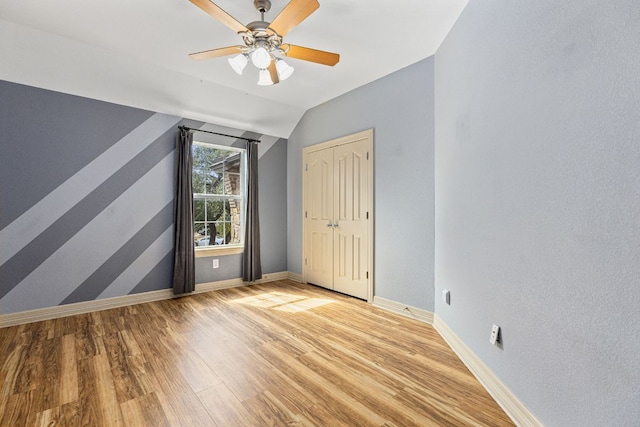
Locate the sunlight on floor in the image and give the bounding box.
[231,292,335,313]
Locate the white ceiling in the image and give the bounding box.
[0,0,467,137]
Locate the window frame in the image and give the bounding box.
[192,141,246,257]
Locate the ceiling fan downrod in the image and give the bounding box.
[254,0,271,21]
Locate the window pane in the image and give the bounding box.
[195,221,220,247]
[194,222,207,235]
[206,199,225,222]
[194,199,205,222]
[224,155,240,174]
[194,223,209,247]
[205,168,220,195]
[225,172,242,195]
[216,221,230,245]
[228,200,242,224]
[212,221,225,245]
[192,145,209,194]
[209,173,224,195]
[193,169,206,194]
[194,222,206,246]
[205,222,216,245]
[229,222,242,245]
[209,150,228,195]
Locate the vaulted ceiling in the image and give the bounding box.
[0,0,468,137]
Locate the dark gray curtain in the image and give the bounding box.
[172,128,195,294]
[242,141,262,282]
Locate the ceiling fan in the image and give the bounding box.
[188,0,340,85]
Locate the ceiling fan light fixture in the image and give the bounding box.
[257,68,274,86]
[275,58,294,80]
[251,47,272,69]
[228,53,248,75]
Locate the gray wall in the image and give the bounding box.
[258,138,288,274]
[434,1,640,425]
[0,81,288,314]
[287,58,436,310]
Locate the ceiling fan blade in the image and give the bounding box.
[268,60,280,85]
[269,0,319,37]
[283,44,339,66]
[189,0,249,34]
[189,45,244,60]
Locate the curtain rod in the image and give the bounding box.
[178,125,260,143]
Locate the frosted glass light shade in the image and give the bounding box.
[275,59,294,80]
[251,47,272,69]
[257,69,273,86]
[228,54,248,75]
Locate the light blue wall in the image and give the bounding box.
[434,0,640,425]
[287,58,436,310]
[0,81,288,313]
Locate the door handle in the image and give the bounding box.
[333,223,338,228]
[326,223,333,227]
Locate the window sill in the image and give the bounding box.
[195,246,244,258]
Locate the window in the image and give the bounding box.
[192,142,245,251]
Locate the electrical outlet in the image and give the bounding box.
[212,259,219,269]
[442,289,451,305]
[490,324,501,345]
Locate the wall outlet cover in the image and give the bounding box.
[490,324,501,345]
[442,289,451,305]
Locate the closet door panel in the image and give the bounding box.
[304,148,334,289]
[333,139,369,299]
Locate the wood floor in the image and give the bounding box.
[1,280,514,426]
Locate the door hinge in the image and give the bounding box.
[366,271,369,279]
[305,258,308,265]
[366,152,369,160]
[366,211,369,219]
[305,163,308,171]
[305,211,308,218]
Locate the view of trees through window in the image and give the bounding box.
[192,142,244,248]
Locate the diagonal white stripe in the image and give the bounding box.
[97,226,174,300]
[0,113,181,265]
[0,153,174,313]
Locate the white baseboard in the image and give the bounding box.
[0,271,291,328]
[433,315,542,427]
[257,271,290,283]
[372,296,434,324]
[0,288,174,328]
[287,272,303,283]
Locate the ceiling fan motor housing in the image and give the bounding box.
[244,20,283,53]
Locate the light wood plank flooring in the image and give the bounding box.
[1,280,514,426]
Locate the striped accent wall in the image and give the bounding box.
[0,81,287,315]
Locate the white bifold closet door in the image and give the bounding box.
[303,130,373,301]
